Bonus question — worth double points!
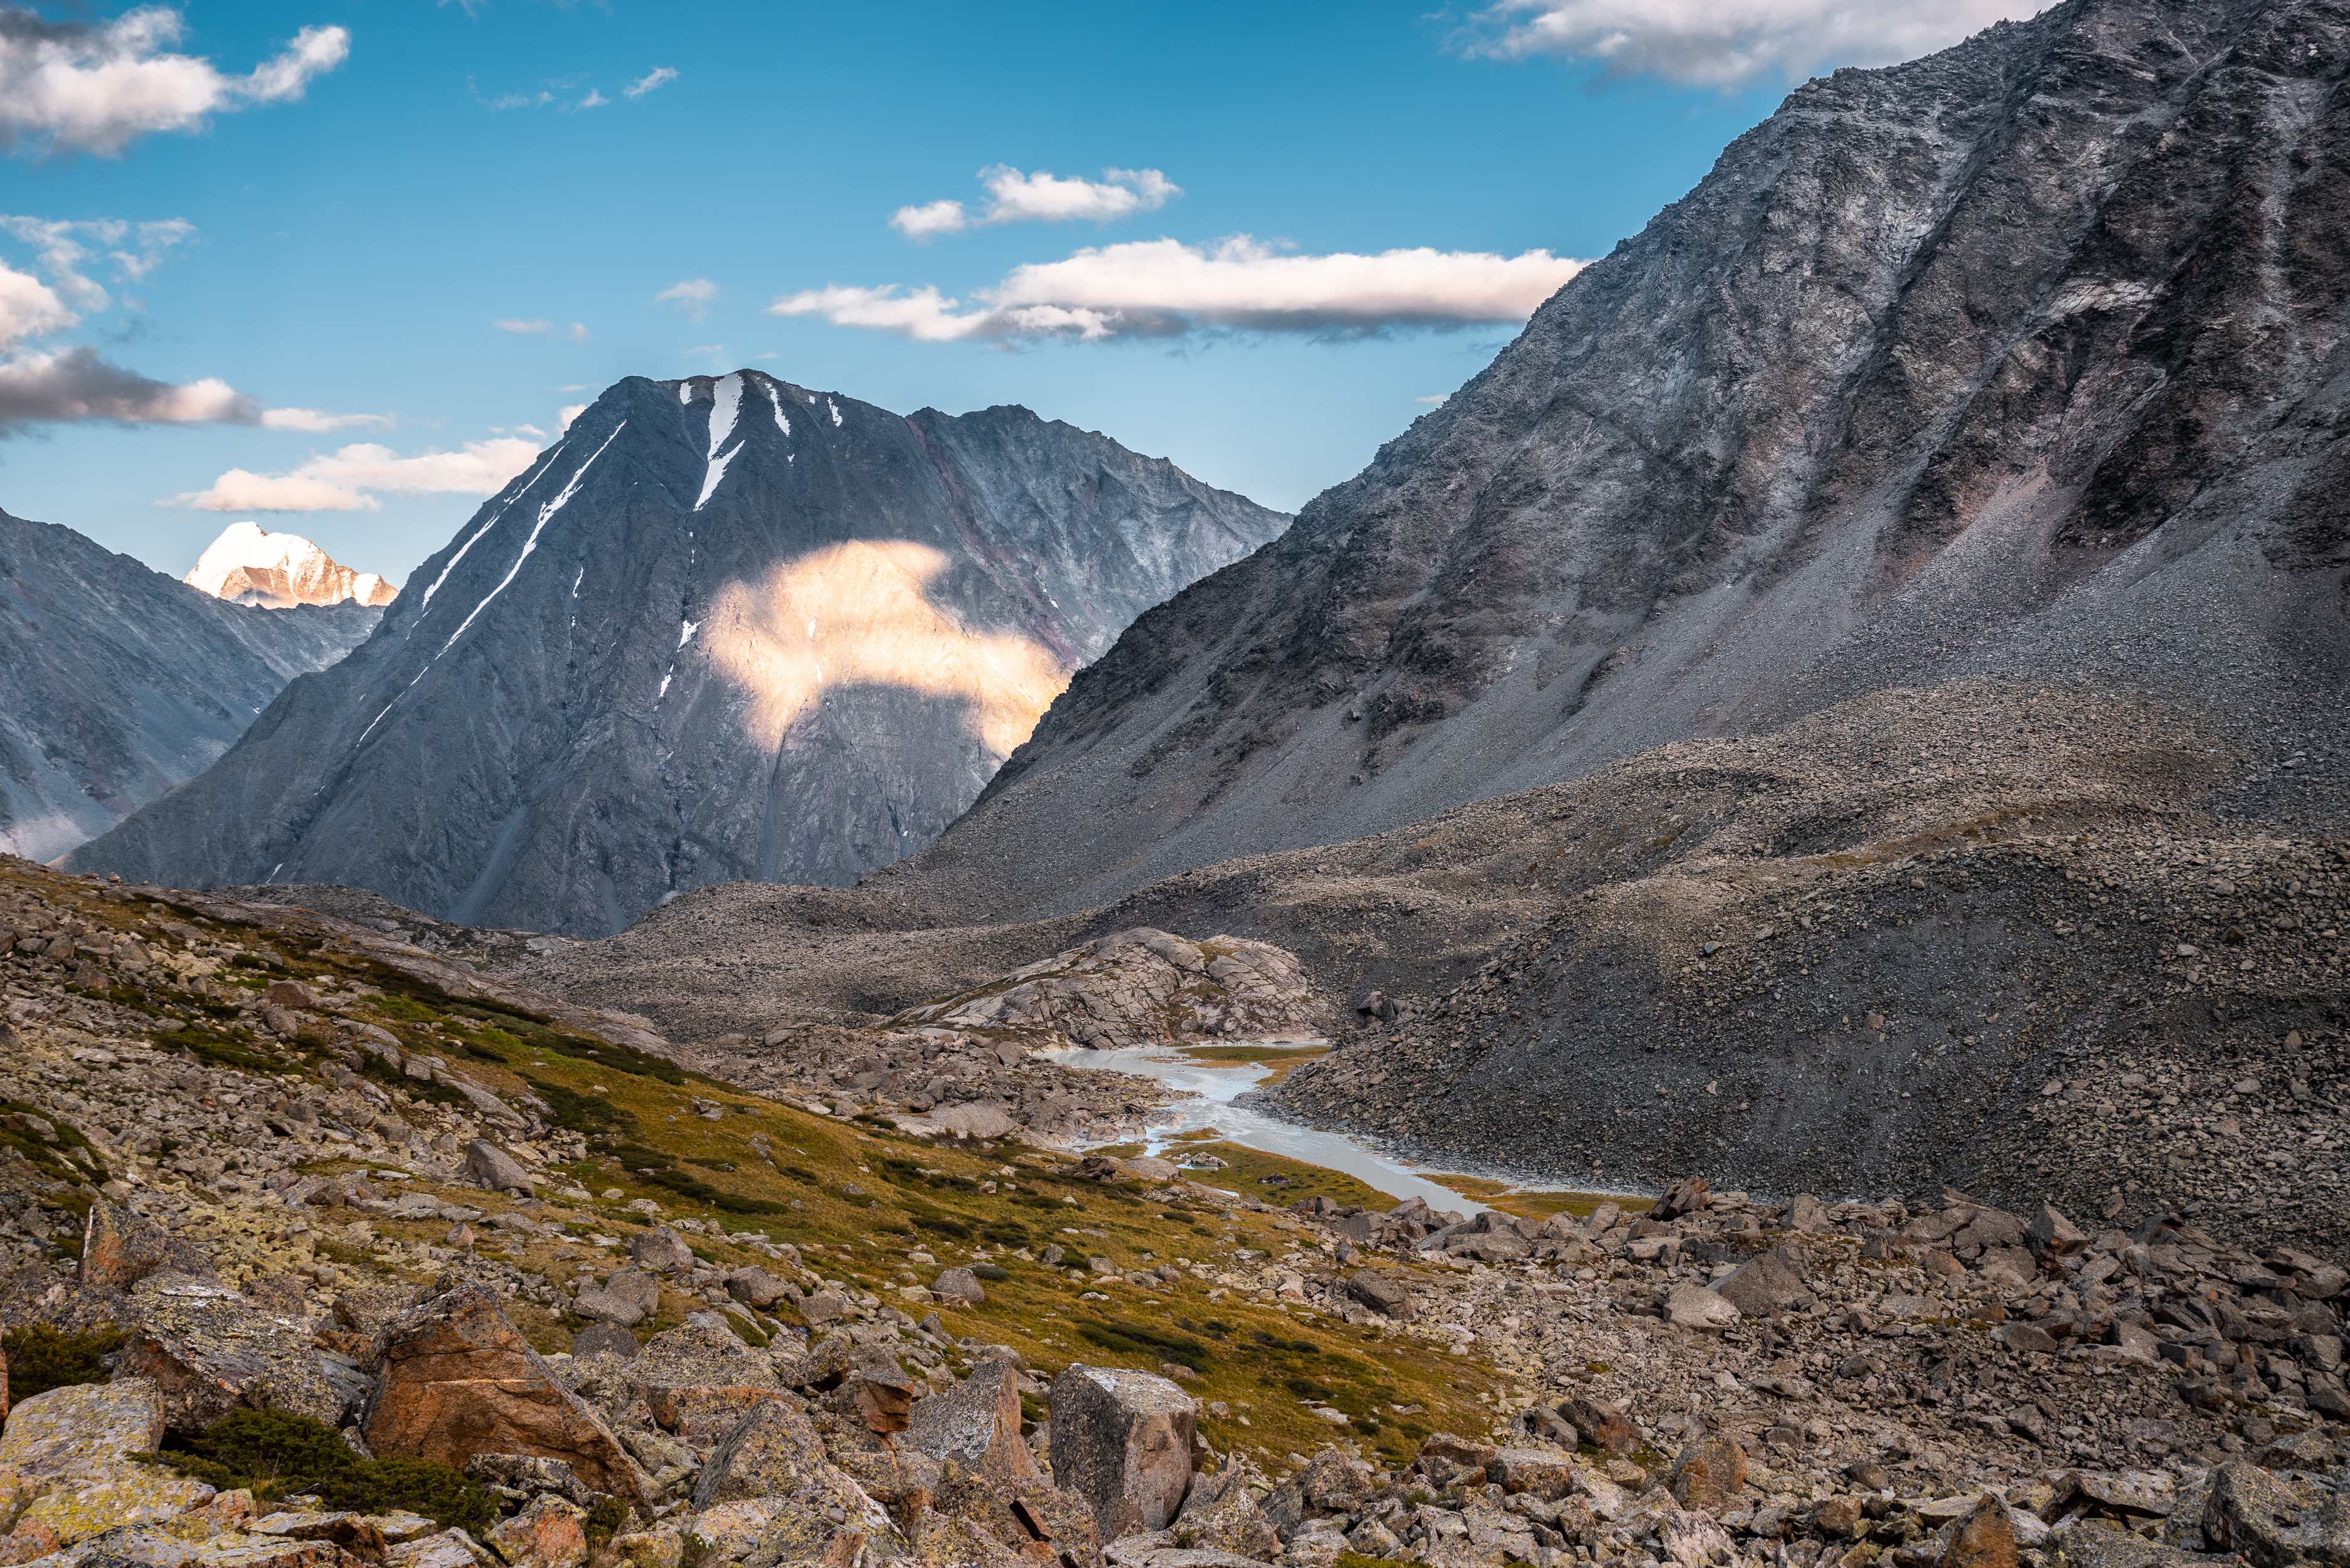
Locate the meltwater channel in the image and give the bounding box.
[1045,1044,1499,1217]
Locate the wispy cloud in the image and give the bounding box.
[0,9,348,159]
[656,278,719,321]
[1460,0,2036,87]
[577,88,609,109]
[260,407,392,433]
[0,215,194,310]
[625,66,677,98]
[0,345,257,433]
[492,317,590,341]
[771,235,1583,344]
[890,166,1180,241]
[171,437,543,512]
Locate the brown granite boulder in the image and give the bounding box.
[78,1200,216,1291]
[1664,1434,1748,1512]
[362,1283,651,1508]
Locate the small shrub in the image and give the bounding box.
[971,1262,1010,1283]
[138,1411,496,1532]
[3,1325,124,1403]
[585,1496,632,1547]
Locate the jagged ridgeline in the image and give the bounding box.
[66,374,1289,936]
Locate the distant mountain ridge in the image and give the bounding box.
[68,372,1288,933]
[185,522,395,608]
[0,512,383,862]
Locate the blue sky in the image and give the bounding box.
[0,0,2035,587]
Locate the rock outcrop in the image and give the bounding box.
[0,511,380,862]
[70,375,1287,935]
[891,927,1328,1049]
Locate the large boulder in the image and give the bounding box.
[114,1276,343,1436]
[1048,1365,1198,1540]
[362,1283,651,1508]
[78,1200,216,1290]
[721,1268,790,1309]
[1713,1249,1809,1317]
[691,1398,897,1562]
[485,1495,588,1568]
[573,1268,661,1328]
[464,1140,536,1195]
[1942,1494,2019,1568]
[1263,1447,1376,1542]
[1662,1283,1740,1334]
[916,1462,1105,1568]
[904,1360,1038,1484]
[1559,1398,1637,1454]
[627,1228,695,1274]
[1662,1435,1747,1512]
[1170,1460,1282,1559]
[1344,1271,1415,1321]
[0,1380,216,1544]
[2201,1460,2336,1568]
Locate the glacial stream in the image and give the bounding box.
[1045,1044,1498,1217]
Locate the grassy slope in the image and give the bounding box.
[2,861,1511,1470]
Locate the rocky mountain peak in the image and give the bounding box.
[71,370,1289,935]
[184,521,395,608]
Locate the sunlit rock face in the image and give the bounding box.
[66,373,1287,934]
[184,523,396,608]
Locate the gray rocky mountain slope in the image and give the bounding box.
[68,373,1286,935]
[0,511,380,862]
[876,0,2350,928]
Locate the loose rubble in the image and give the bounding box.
[1,857,2343,1568]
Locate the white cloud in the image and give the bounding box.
[625,66,677,98]
[890,166,1179,241]
[656,278,718,321]
[889,199,970,242]
[1415,395,1449,405]
[260,407,391,432]
[172,437,542,512]
[0,10,349,158]
[558,403,587,430]
[566,321,589,342]
[1462,0,2039,87]
[577,89,609,109]
[0,345,256,430]
[0,262,73,351]
[770,235,1585,343]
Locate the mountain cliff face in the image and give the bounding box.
[67,373,1287,935]
[185,522,395,607]
[886,0,2350,926]
[0,512,381,862]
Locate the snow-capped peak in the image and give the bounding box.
[185,522,396,608]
